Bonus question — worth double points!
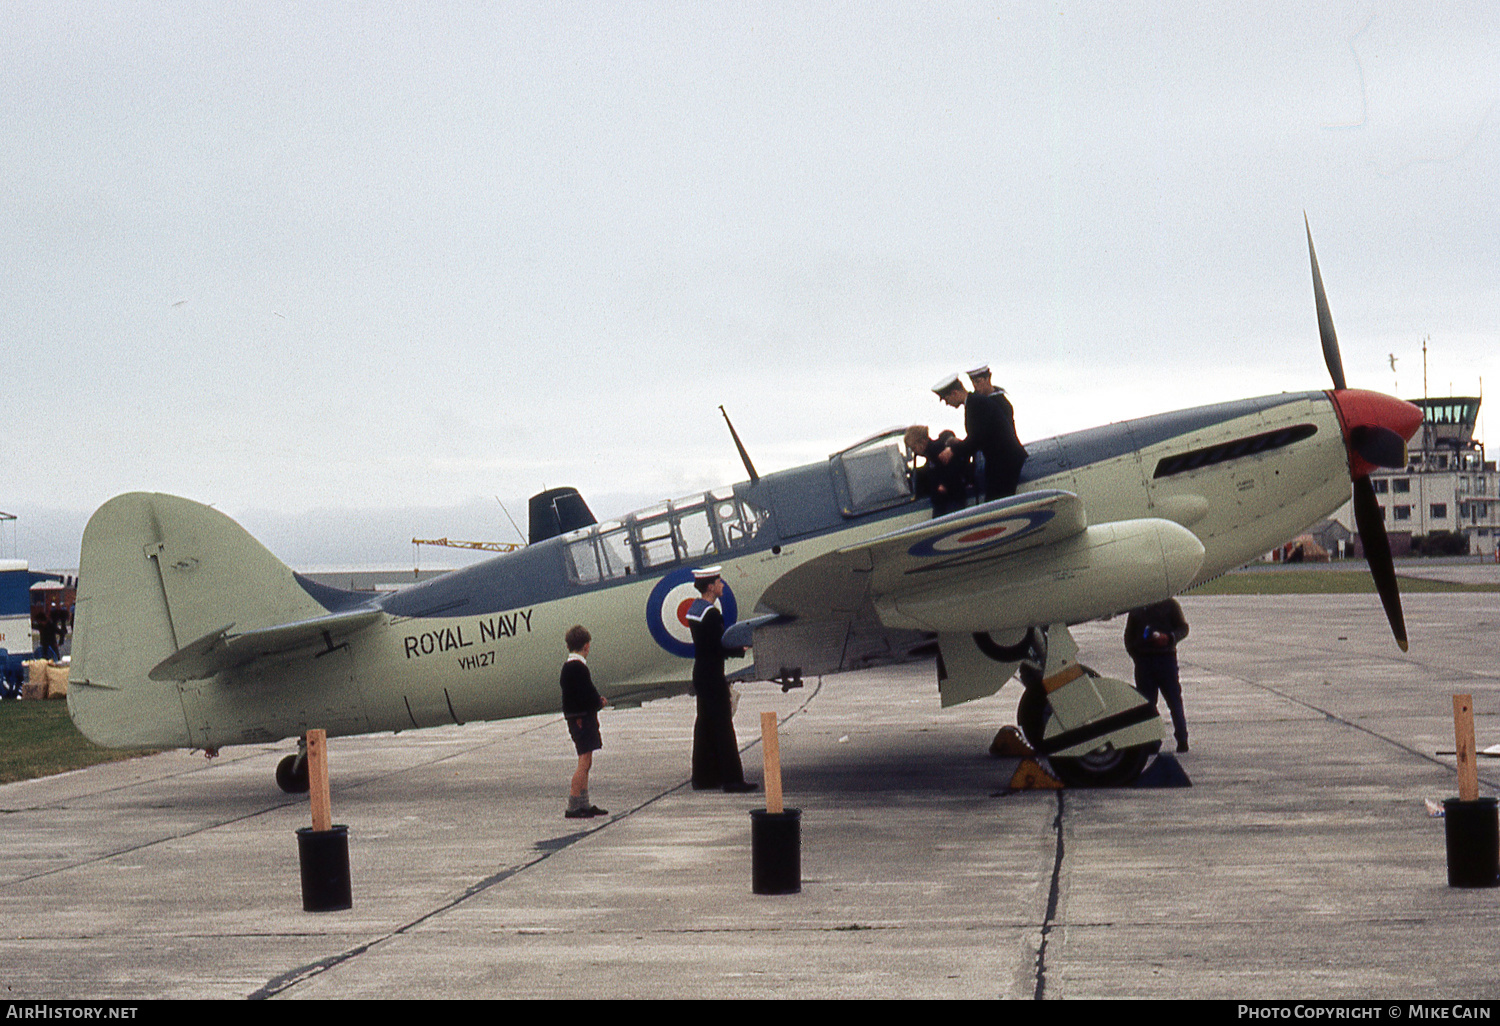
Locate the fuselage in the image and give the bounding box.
[70,389,1354,750]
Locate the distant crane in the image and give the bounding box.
[412,496,529,572]
[411,536,524,575]
[412,537,523,555]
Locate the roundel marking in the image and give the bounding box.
[945,524,1010,546]
[906,508,1055,560]
[646,567,738,659]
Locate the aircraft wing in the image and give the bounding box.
[758,489,1203,634]
[757,490,1083,621]
[148,608,383,682]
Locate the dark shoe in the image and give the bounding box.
[584,805,609,817]
[1176,740,1189,754]
[565,807,597,819]
[692,781,720,790]
[723,781,759,793]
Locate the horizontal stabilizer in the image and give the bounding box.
[149,608,382,682]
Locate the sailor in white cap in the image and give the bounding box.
[967,364,998,397]
[963,365,998,492]
[685,567,757,792]
[931,372,964,399]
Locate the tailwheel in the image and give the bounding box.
[276,753,309,794]
[1015,685,1157,788]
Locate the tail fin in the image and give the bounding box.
[70,493,330,748]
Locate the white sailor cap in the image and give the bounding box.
[966,364,991,380]
[931,373,964,396]
[692,566,723,582]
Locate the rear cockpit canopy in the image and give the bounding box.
[562,488,769,586]
[560,428,921,587]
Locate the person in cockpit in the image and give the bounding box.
[904,424,968,517]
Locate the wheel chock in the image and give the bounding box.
[990,725,1035,757]
[1131,754,1192,788]
[1008,758,1063,790]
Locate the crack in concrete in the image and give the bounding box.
[1026,651,1493,1001]
[2,802,300,885]
[249,679,826,1000]
[1032,790,1065,1000]
[1185,658,1500,791]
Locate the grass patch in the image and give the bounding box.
[0,700,157,784]
[1187,568,1500,595]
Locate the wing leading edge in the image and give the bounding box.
[760,490,1204,635]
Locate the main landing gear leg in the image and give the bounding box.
[276,735,310,794]
[1014,623,1161,788]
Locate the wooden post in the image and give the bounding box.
[761,711,783,815]
[307,729,332,832]
[1454,695,1479,803]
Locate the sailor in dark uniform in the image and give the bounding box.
[686,566,758,792]
[934,369,1028,503]
[966,364,1029,501]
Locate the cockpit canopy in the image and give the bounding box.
[560,428,919,587]
[562,487,769,585]
[829,429,913,516]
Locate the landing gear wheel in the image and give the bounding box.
[276,753,309,794]
[1016,687,1156,787]
[1049,743,1154,788]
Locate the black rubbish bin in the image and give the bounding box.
[1442,797,1499,888]
[749,808,801,895]
[296,824,353,911]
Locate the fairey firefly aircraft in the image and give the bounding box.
[69,223,1423,789]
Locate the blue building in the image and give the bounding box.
[1,559,69,697]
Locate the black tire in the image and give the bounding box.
[1016,687,1047,749]
[276,753,309,794]
[1049,742,1154,788]
[1017,687,1155,787]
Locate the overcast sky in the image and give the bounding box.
[4,1,1495,571]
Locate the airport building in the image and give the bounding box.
[1,559,72,694]
[1329,396,1499,558]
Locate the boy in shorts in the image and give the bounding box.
[561,625,609,819]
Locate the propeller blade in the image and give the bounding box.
[1349,424,1409,470]
[1307,221,1409,651]
[1306,214,1346,391]
[1351,475,1408,651]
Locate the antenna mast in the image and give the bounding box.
[719,406,760,484]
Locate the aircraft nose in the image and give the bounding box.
[1329,389,1424,478]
